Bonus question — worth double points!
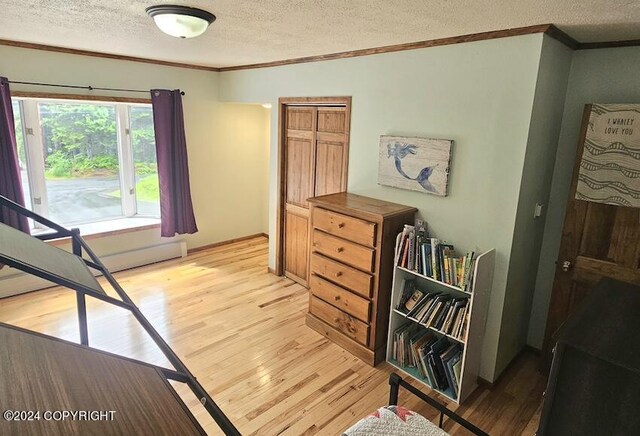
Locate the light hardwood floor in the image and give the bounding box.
[0,236,544,435]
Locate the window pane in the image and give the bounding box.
[130,106,160,217]
[39,102,123,224]
[12,100,32,212]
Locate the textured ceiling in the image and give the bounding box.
[0,0,639,68]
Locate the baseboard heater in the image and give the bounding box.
[0,241,186,298]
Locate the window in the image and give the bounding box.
[12,97,160,230]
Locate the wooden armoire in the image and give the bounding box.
[279,97,351,286]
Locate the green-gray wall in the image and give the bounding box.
[497,36,572,374]
[528,46,640,348]
[220,34,548,381]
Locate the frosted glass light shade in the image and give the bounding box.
[147,5,216,39]
[153,14,209,38]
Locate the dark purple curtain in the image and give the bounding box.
[150,89,198,237]
[0,77,29,233]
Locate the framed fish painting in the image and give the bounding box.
[378,135,452,196]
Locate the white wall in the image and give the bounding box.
[219,34,547,381]
[0,45,270,254]
[528,46,640,348]
[496,36,572,372]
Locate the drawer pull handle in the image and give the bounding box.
[336,247,344,253]
[335,272,343,277]
[338,223,345,228]
[334,295,341,301]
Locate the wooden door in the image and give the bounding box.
[541,104,640,371]
[280,100,351,285]
[284,107,316,284]
[315,107,349,196]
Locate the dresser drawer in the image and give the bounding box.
[310,274,371,322]
[312,207,376,247]
[310,296,369,346]
[312,230,374,272]
[310,253,373,298]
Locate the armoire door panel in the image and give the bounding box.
[608,207,640,267]
[317,108,347,134]
[579,203,618,261]
[316,131,346,142]
[315,140,346,197]
[575,256,640,286]
[285,137,313,208]
[287,129,314,140]
[287,108,314,131]
[284,210,309,283]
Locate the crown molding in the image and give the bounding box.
[1,24,638,74]
[0,38,220,72]
[219,24,562,72]
[577,39,640,50]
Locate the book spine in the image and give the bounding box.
[468,252,476,290]
[401,238,410,268]
[430,239,439,281]
[438,246,445,282]
[443,249,450,284]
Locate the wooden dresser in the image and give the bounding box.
[306,193,416,365]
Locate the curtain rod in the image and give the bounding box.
[8,80,185,96]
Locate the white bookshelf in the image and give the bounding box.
[386,248,495,404]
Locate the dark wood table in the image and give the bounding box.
[0,323,204,435]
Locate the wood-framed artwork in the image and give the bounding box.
[575,103,640,208]
[378,135,452,196]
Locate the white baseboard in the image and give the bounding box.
[0,241,186,299]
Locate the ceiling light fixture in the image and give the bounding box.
[146,5,216,39]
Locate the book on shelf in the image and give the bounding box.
[414,220,427,273]
[404,288,424,313]
[443,344,463,397]
[395,224,414,270]
[392,323,463,395]
[452,358,462,394]
[394,229,478,292]
[397,280,418,313]
[395,280,470,341]
[428,337,450,390]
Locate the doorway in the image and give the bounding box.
[541,104,640,371]
[275,97,351,286]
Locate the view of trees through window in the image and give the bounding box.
[130,106,160,217]
[40,102,123,223]
[12,99,160,227]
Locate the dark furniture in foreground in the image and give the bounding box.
[388,373,488,435]
[0,323,204,435]
[538,278,640,435]
[0,195,239,435]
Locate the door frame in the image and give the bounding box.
[540,105,590,370]
[275,96,352,276]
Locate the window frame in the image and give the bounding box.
[11,94,158,229]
